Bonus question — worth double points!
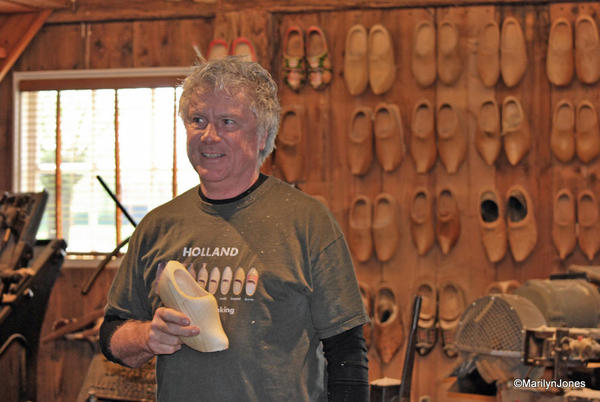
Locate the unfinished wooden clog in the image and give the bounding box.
[575,14,600,85]
[476,99,501,165]
[552,189,576,260]
[372,193,400,262]
[410,99,437,174]
[415,280,437,356]
[546,18,574,86]
[276,105,305,183]
[577,190,600,261]
[550,99,575,163]
[348,107,373,176]
[502,96,531,166]
[348,195,373,262]
[477,20,500,87]
[157,260,229,353]
[344,24,369,95]
[500,17,528,87]
[374,103,405,172]
[436,102,466,174]
[438,280,465,358]
[506,185,537,262]
[412,20,437,87]
[410,187,435,256]
[368,24,396,95]
[437,20,462,85]
[373,285,404,364]
[479,189,507,263]
[436,189,461,255]
[575,100,600,163]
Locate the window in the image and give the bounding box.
[14,68,198,254]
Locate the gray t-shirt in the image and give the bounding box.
[105,176,369,401]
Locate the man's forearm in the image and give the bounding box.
[109,320,155,368]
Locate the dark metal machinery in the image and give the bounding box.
[0,191,67,402]
[454,275,600,401]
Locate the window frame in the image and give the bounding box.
[12,67,193,253]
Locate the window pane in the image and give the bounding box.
[20,91,57,239]
[118,88,174,240]
[59,89,117,252]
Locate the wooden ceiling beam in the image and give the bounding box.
[46,0,593,24]
[0,10,51,82]
[0,1,37,13]
[6,0,69,9]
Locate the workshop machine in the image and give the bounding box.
[453,273,600,402]
[0,190,67,402]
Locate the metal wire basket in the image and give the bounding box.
[454,294,546,384]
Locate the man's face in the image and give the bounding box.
[185,88,266,197]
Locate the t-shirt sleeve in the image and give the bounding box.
[104,224,154,322]
[309,234,369,340]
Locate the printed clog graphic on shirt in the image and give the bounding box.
[208,267,221,294]
[188,264,259,298]
[221,266,233,295]
[196,263,208,288]
[246,268,259,297]
[233,267,246,296]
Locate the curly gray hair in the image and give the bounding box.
[179,57,281,167]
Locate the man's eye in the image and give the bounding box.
[223,118,235,126]
[190,117,207,128]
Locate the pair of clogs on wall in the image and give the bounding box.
[553,188,600,261]
[349,194,400,262]
[551,99,600,164]
[476,96,531,166]
[477,17,528,88]
[360,283,405,364]
[282,26,332,91]
[409,188,461,256]
[411,19,462,87]
[479,185,537,263]
[344,24,395,95]
[414,280,466,359]
[410,99,468,174]
[547,15,600,86]
[348,104,405,175]
[207,37,257,62]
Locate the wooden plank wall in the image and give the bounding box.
[1,1,600,400]
[36,265,116,402]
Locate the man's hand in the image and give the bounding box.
[145,307,200,354]
[109,307,200,367]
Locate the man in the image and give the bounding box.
[99,57,369,401]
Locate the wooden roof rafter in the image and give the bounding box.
[0,0,69,13]
[0,9,54,82]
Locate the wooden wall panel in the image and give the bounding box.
[36,266,117,402]
[14,24,85,71]
[15,23,84,70]
[86,22,134,68]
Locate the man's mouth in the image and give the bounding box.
[202,152,225,159]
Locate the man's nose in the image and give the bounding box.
[200,124,221,143]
